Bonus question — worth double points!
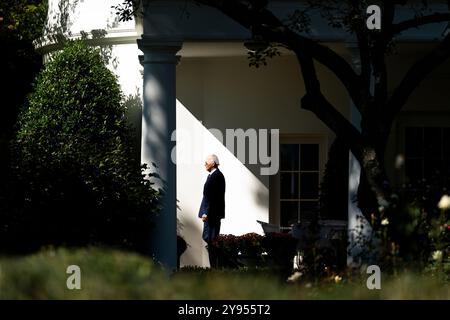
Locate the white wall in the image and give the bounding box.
[177,54,349,177]
[108,44,143,97]
[44,0,142,98]
[175,101,270,266]
[46,0,134,35]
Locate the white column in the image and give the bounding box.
[137,36,182,271]
[346,43,373,267]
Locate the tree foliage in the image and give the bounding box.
[0,0,47,200]
[0,0,47,42]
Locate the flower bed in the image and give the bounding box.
[263,232,298,269]
[211,232,297,269]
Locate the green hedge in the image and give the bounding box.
[1,247,449,299]
[2,40,159,253]
[211,232,297,270]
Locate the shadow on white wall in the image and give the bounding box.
[176,99,269,267]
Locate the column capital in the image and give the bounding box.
[137,36,183,64]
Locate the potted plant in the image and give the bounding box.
[237,233,265,268]
[211,234,240,268]
[263,232,298,270]
[177,235,187,269]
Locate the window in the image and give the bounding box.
[269,135,327,229]
[404,126,450,183]
[279,143,320,227]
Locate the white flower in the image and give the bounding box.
[287,271,303,283]
[395,154,405,169]
[438,195,450,210]
[379,199,389,208]
[334,275,342,283]
[432,250,443,261]
[381,218,389,226]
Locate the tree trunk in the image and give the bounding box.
[357,142,391,224]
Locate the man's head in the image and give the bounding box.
[204,154,219,172]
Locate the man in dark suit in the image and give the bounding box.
[198,154,225,267]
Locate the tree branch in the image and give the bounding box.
[294,51,364,161]
[194,0,364,110]
[373,1,392,110]
[378,0,396,44]
[191,0,365,156]
[386,33,450,120]
[390,12,450,36]
[301,92,364,162]
[383,0,396,29]
[350,0,371,88]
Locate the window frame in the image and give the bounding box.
[395,112,450,186]
[269,134,328,227]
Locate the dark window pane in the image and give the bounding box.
[424,158,443,180]
[300,144,319,171]
[424,127,442,158]
[280,173,299,199]
[300,201,319,222]
[444,128,450,177]
[444,128,450,160]
[280,201,299,227]
[405,158,423,183]
[280,144,299,171]
[444,162,450,177]
[405,127,423,158]
[300,172,319,199]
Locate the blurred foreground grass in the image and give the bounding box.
[0,247,449,299]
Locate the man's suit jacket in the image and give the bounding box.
[198,169,225,221]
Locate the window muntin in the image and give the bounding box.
[279,143,320,227]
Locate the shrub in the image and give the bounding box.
[212,234,239,257]
[0,247,164,299]
[351,174,450,275]
[0,1,47,213]
[210,232,300,270]
[2,40,159,253]
[1,247,450,299]
[384,176,450,272]
[211,234,240,267]
[237,232,265,256]
[177,235,187,269]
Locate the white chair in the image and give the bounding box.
[256,220,280,234]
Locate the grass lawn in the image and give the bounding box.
[0,247,448,299]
